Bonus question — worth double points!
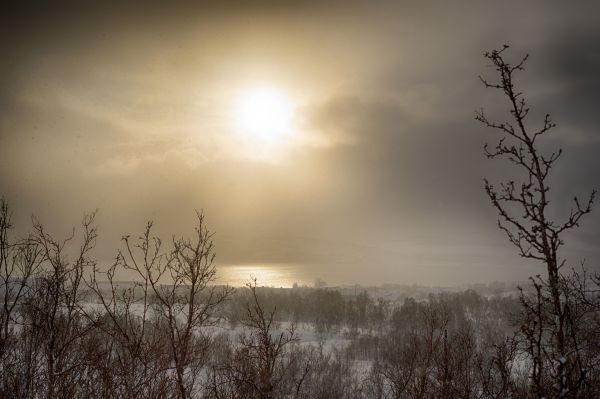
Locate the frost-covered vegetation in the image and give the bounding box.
[1,199,599,398]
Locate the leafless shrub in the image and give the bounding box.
[16,210,99,398]
[208,279,307,399]
[87,211,231,398]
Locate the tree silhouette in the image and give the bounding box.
[477,45,597,397]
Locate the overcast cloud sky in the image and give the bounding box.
[1,1,599,286]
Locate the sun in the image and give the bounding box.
[234,87,293,143]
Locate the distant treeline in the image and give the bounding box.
[225,286,519,336]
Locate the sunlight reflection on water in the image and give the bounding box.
[217,264,312,288]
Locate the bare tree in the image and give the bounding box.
[24,211,99,398]
[209,280,306,399]
[477,45,597,397]
[0,199,42,350]
[88,211,230,398]
[0,199,42,396]
[85,226,172,399]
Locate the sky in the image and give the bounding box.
[1,1,599,286]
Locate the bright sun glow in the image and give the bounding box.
[218,264,303,288]
[235,87,293,143]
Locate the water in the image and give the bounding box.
[216,263,313,287]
